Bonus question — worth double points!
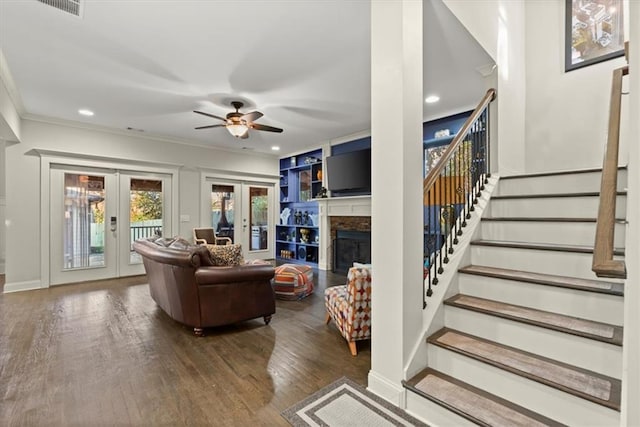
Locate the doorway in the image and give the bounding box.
[49,165,172,285]
[207,180,274,262]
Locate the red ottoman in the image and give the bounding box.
[272,264,314,300]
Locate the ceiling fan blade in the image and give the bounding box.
[195,124,226,130]
[193,110,227,122]
[242,111,263,122]
[250,123,283,133]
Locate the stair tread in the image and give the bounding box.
[471,239,625,256]
[499,166,626,180]
[492,191,626,200]
[405,368,566,427]
[444,294,623,345]
[458,265,624,296]
[428,328,622,411]
[482,217,626,223]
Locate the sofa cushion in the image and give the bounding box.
[207,243,244,266]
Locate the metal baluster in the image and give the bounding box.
[448,155,455,253]
[454,144,462,242]
[485,108,491,181]
[430,187,439,286]
[437,171,444,274]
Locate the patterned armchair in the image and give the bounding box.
[324,266,372,356]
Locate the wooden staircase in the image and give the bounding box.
[405,168,626,426]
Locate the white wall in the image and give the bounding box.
[443,0,527,175]
[0,77,20,143]
[524,0,628,172]
[5,119,278,288]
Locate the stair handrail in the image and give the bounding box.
[592,65,628,279]
[423,89,496,193]
[422,88,496,308]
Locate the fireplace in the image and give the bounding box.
[333,230,371,274]
[316,196,371,271]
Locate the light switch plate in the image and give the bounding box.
[180,214,190,223]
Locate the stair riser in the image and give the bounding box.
[406,391,477,427]
[444,306,623,379]
[497,170,627,196]
[470,245,623,281]
[480,221,626,247]
[488,195,627,218]
[458,274,624,324]
[428,345,621,426]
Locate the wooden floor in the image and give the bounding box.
[0,270,370,426]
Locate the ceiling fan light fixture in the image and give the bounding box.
[227,123,249,137]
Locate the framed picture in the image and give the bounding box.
[565,0,625,72]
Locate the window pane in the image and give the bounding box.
[250,187,268,250]
[211,184,235,243]
[129,179,163,264]
[63,174,105,269]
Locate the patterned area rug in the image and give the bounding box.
[282,377,427,427]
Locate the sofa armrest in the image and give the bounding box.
[195,264,275,285]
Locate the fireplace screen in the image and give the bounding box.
[333,230,371,274]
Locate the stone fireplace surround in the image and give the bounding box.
[316,195,371,271]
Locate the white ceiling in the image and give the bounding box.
[0,0,493,156]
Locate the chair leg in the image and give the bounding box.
[348,341,357,356]
[264,315,272,325]
[324,312,331,324]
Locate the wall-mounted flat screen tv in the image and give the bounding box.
[326,149,371,192]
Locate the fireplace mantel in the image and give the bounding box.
[315,195,371,270]
[315,195,371,217]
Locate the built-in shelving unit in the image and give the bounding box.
[277,148,323,266]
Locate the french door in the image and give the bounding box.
[50,165,171,285]
[208,180,274,261]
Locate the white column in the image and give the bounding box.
[369,0,423,405]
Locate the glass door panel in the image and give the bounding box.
[210,184,236,243]
[249,187,269,251]
[50,167,117,285]
[128,178,163,263]
[242,183,273,261]
[119,173,171,277]
[63,173,106,269]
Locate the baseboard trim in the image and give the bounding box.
[4,280,44,293]
[367,370,406,407]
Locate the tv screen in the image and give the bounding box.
[326,149,371,192]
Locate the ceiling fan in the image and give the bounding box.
[194,101,283,139]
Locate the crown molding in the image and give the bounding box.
[21,113,279,160]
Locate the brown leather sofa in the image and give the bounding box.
[133,236,276,336]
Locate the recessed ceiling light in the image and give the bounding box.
[78,109,94,116]
[425,95,440,104]
[271,146,280,151]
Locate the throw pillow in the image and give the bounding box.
[207,243,244,266]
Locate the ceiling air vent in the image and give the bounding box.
[36,0,82,17]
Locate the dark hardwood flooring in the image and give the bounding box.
[0,270,370,426]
